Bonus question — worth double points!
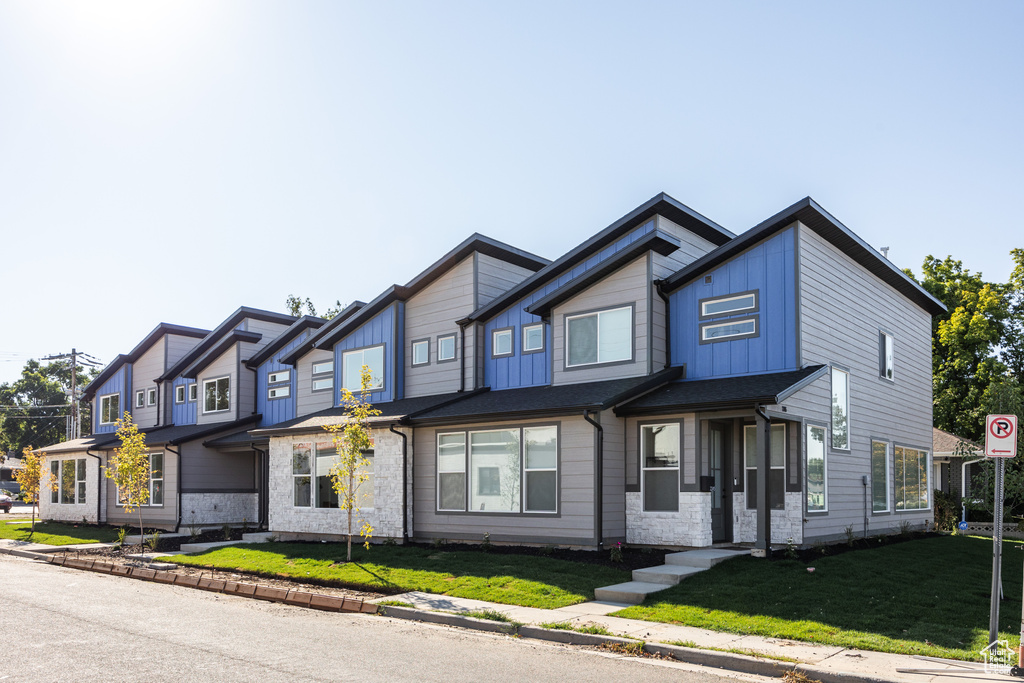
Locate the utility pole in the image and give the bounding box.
[39,349,101,440]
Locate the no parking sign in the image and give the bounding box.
[985,415,1018,458]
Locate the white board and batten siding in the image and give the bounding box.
[130,337,165,428]
[782,222,934,541]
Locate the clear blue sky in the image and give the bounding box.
[1,1,1021,384]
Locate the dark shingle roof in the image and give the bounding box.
[933,426,979,456]
[614,366,827,416]
[204,428,268,449]
[38,434,120,454]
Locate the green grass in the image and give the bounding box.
[613,535,1020,661]
[460,609,522,625]
[0,521,121,545]
[538,621,615,636]
[171,542,630,609]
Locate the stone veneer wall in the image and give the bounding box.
[39,453,101,524]
[181,493,258,526]
[625,491,713,547]
[731,491,803,545]
[268,428,405,541]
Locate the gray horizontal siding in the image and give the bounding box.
[476,253,536,309]
[130,337,164,428]
[180,439,256,491]
[195,346,238,425]
[296,348,334,417]
[104,449,178,526]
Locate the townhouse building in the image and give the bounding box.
[40,193,944,551]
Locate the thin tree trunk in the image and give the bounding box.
[139,505,145,559]
[30,500,36,537]
[347,471,353,561]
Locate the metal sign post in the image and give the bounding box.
[983,415,1019,654]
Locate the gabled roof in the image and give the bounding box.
[282,234,548,364]
[278,300,365,366]
[180,330,262,379]
[614,366,827,416]
[465,193,734,324]
[244,316,326,369]
[408,367,685,426]
[660,197,946,316]
[158,307,297,382]
[37,434,119,454]
[138,415,263,447]
[933,426,980,456]
[524,229,680,319]
[82,323,210,400]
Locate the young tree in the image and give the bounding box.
[323,365,381,561]
[13,446,57,537]
[104,412,151,554]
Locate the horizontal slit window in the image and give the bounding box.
[700,291,758,318]
[700,317,758,343]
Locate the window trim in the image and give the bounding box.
[491,327,514,358]
[292,442,313,507]
[698,289,760,320]
[640,420,683,512]
[268,370,290,385]
[202,375,231,414]
[341,344,386,393]
[805,422,828,514]
[99,393,120,425]
[311,360,334,393]
[870,437,891,514]
[699,316,759,344]
[147,387,157,406]
[743,423,787,511]
[436,432,467,512]
[411,338,430,367]
[894,442,931,512]
[114,452,164,507]
[436,334,457,364]
[175,385,186,404]
[188,383,197,402]
[830,365,850,451]
[563,303,635,369]
[135,389,145,409]
[268,385,291,400]
[522,323,545,355]
[52,457,88,505]
[879,330,895,382]
[292,441,375,510]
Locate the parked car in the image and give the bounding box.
[0,493,13,513]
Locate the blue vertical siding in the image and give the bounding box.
[93,366,128,434]
[671,226,797,379]
[333,304,396,404]
[256,332,309,426]
[483,220,656,390]
[171,376,198,425]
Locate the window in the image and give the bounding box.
[806,424,826,512]
[437,334,456,363]
[699,317,758,343]
[77,458,87,504]
[50,461,58,503]
[492,328,513,357]
[342,346,384,392]
[437,425,558,514]
[412,339,429,366]
[315,441,339,508]
[61,460,76,504]
[135,390,145,409]
[641,423,680,512]
[293,443,312,506]
[523,324,545,353]
[175,385,186,404]
[291,441,374,509]
[871,440,890,512]
[312,360,333,392]
[203,376,230,413]
[147,388,157,406]
[831,367,849,450]
[99,393,120,425]
[268,370,290,384]
[743,424,786,510]
[52,458,87,505]
[268,386,290,399]
[149,453,164,505]
[700,291,758,318]
[895,445,929,511]
[879,332,894,380]
[565,306,632,367]
[188,383,197,402]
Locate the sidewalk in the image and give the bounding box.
[377,591,1012,683]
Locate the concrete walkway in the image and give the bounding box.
[380,591,1010,683]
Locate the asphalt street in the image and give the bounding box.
[0,554,769,682]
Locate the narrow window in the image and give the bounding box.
[831,367,849,450]
[188,383,197,402]
[50,461,59,503]
[203,376,230,413]
[437,334,457,362]
[566,306,632,367]
[175,385,186,404]
[268,370,290,384]
[411,339,429,366]
[61,460,75,504]
[895,446,929,510]
[641,423,680,512]
[469,430,520,512]
[312,360,334,392]
[358,452,375,509]
[523,323,545,353]
[76,458,87,504]
[342,346,385,392]
[268,385,291,399]
[699,317,758,343]
[871,440,889,512]
[524,426,557,512]
[135,390,145,409]
[437,433,467,511]
[492,328,513,357]
[293,442,312,507]
[700,291,758,318]
[150,453,163,505]
[99,394,120,425]
[879,332,894,380]
[315,441,339,508]
[743,424,786,510]
[147,388,157,406]
[806,424,826,512]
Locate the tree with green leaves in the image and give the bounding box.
[323,365,381,561]
[0,359,98,455]
[285,294,343,320]
[105,412,151,554]
[13,447,56,537]
[1001,248,1024,382]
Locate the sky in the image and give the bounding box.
[0,1,1021,385]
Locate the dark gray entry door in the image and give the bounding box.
[709,424,730,543]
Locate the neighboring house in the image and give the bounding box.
[1,455,23,494]
[38,192,946,551]
[932,426,982,505]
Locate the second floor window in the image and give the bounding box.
[147,388,157,406]
[188,383,198,402]
[831,367,849,450]
[437,334,457,362]
[175,385,186,404]
[99,393,119,425]
[203,376,230,413]
[523,323,545,353]
[136,390,145,408]
[879,332,894,380]
[342,346,384,393]
[412,340,429,366]
[312,360,334,392]
[565,305,632,367]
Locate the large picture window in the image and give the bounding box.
[99,393,120,425]
[342,346,384,393]
[805,424,826,512]
[871,440,890,512]
[641,423,680,512]
[292,441,374,509]
[114,452,163,506]
[203,376,230,413]
[895,445,929,511]
[565,306,632,367]
[743,424,786,510]
[55,459,86,505]
[831,367,849,450]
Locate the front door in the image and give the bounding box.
[709,424,731,543]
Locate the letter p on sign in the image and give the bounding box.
[985,414,1018,458]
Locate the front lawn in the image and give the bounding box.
[613,535,1020,661]
[0,521,121,546]
[171,542,630,609]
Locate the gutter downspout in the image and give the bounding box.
[86,449,103,524]
[253,445,268,530]
[166,444,182,532]
[961,457,983,522]
[654,280,672,368]
[155,380,162,427]
[457,320,469,392]
[389,424,409,543]
[582,410,604,550]
[753,404,772,558]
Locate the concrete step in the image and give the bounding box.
[632,563,705,585]
[593,581,673,605]
[241,532,274,543]
[179,540,243,553]
[664,548,750,569]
